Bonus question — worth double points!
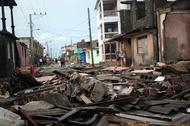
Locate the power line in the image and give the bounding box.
[69,14,96,29]
[42,0,47,12]
[17,0,28,23]
[33,24,41,38]
[28,9,97,37]
[30,1,36,14]
[34,23,87,32]
[32,14,47,21]
[38,28,89,39]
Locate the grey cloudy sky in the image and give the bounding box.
[8,0,97,57]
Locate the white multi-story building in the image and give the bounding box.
[95,0,130,62]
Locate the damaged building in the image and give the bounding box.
[107,0,176,66]
[105,0,187,66]
[157,0,190,63]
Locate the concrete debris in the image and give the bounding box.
[131,69,154,74]
[169,61,190,73]
[96,74,121,82]
[90,80,107,102]
[0,107,25,126]
[0,61,190,125]
[103,66,129,71]
[156,62,166,67]
[120,86,134,95]
[79,76,94,91]
[21,101,55,111]
[80,94,93,104]
[0,91,10,99]
[158,61,190,74]
[70,72,81,83]
[35,75,56,82]
[154,76,165,82]
[44,93,70,106]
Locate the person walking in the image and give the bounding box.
[116,51,121,66]
[120,50,125,66]
[39,58,43,66]
[60,57,65,67]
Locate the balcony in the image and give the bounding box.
[103,0,117,17]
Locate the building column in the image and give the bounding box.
[10,6,15,35]
[1,0,7,31]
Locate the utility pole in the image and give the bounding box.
[29,12,46,64]
[70,37,73,46]
[46,41,49,57]
[29,14,34,64]
[88,8,94,67]
[50,48,52,59]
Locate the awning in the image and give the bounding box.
[125,28,156,38]
[121,1,133,4]
[104,28,156,43]
[104,33,125,43]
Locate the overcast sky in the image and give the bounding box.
[7,0,97,57]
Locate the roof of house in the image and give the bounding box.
[105,34,125,43]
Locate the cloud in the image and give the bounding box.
[37,32,67,44]
[37,32,68,57]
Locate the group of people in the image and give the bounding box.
[56,56,65,67]
[116,50,127,66]
[35,57,47,67]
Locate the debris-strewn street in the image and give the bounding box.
[0,61,190,125]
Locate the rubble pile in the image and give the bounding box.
[0,61,190,125]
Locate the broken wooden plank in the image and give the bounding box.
[80,94,93,104]
[19,107,38,126]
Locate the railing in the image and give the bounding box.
[105,32,118,39]
[105,53,116,60]
[104,10,117,17]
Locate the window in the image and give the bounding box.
[111,43,116,53]
[137,36,147,54]
[105,43,116,60]
[104,22,118,33]
[105,43,116,54]
[105,44,110,53]
[97,50,99,56]
[103,0,117,17]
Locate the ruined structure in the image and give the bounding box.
[157,0,190,63]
